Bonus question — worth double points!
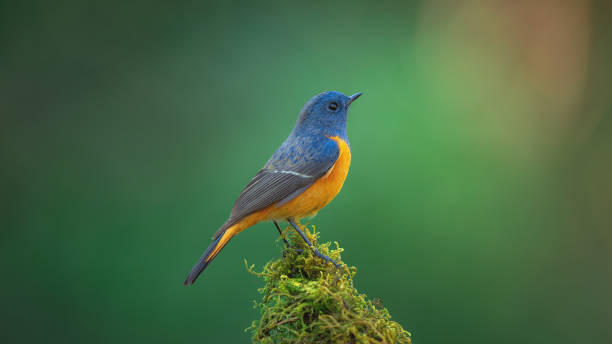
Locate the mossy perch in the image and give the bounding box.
[246,224,411,344]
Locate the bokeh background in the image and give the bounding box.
[2,1,611,343]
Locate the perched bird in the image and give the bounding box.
[184,91,362,285]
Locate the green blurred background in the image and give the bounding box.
[2,1,611,343]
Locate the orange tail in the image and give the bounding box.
[184,225,238,285]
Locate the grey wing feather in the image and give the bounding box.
[212,145,339,240]
[230,171,315,218]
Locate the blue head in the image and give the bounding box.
[291,91,362,141]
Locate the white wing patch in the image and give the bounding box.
[270,170,313,178]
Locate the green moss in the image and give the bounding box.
[246,224,411,344]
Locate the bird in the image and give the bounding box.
[184,91,362,285]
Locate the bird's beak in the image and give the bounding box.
[347,92,363,106]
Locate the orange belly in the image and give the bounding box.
[228,136,351,231]
[267,135,351,220]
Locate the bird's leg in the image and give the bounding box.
[287,218,341,268]
[274,220,303,254]
[273,220,291,248]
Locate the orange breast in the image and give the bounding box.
[266,136,351,220]
[226,136,351,235]
[269,135,351,220]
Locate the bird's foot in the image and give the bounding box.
[286,217,343,269]
[311,246,341,268]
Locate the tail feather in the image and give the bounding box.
[184,227,236,285]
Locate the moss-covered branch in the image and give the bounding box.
[246,224,411,344]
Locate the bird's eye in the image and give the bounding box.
[328,102,338,111]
